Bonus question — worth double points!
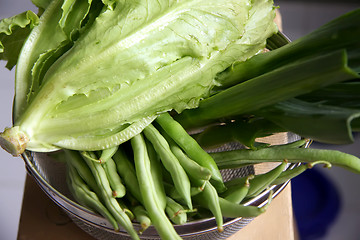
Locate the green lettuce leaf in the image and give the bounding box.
[14,0,99,121]
[101,0,116,9]
[5,0,277,153]
[0,10,39,70]
[215,8,360,89]
[60,0,93,39]
[31,0,53,10]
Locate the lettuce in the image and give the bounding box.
[0,10,39,70]
[31,0,53,10]
[0,0,277,155]
[13,0,95,121]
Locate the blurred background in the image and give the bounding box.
[274,1,360,239]
[0,0,359,239]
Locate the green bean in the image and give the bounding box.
[102,157,126,198]
[271,164,308,186]
[81,152,113,198]
[126,193,140,208]
[192,118,283,150]
[143,124,192,210]
[99,146,119,163]
[117,199,135,220]
[165,183,203,202]
[193,181,223,232]
[65,150,128,225]
[155,113,226,192]
[221,175,253,204]
[64,150,99,193]
[131,205,151,234]
[246,161,287,198]
[82,151,139,240]
[224,185,249,204]
[269,139,309,149]
[113,148,143,204]
[192,124,236,150]
[165,197,189,225]
[145,139,167,210]
[189,175,209,194]
[80,150,101,163]
[271,161,332,185]
[160,163,174,186]
[211,147,360,174]
[219,197,266,218]
[164,133,212,181]
[224,174,254,189]
[66,165,119,231]
[131,133,182,240]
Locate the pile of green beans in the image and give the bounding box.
[64,112,360,240]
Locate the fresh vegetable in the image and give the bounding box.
[271,161,331,186]
[211,147,360,174]
[0,10,39,70]
[0,0,278,155]
[81,151,139,239]
[131,133,181,240]
[218,196,268,218]
[193,180,223,232]
[156,112,225,191]
[165,197,189,225]
[176,51,359,130]
[221,175,253,204]
[66,163,119,231]
[177,9,360,143]
[131,205,152,234]
[100,156,126,198]
[144,124,193,209]
[1,1,360,240]
[112,147,144,204]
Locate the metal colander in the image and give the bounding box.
[22,132,301,240]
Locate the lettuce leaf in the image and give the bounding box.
[31,0,53,10]
[1,0,277,155]
[14,0,98,121]
[0,10,39,70]
[59,0,93,39]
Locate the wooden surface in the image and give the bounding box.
[17,174,93,240]
[17,174,297,240]
[228,183,297,240]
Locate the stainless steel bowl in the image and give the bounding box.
[22,132,301,240]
